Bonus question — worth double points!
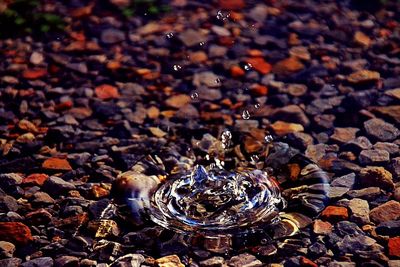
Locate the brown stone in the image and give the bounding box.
[0,222,32,245]
[369,106,400,124]
[354,31,371,47]
[22,69,47,80]
[22,173,49,186]
[313,219,332,235]
[288,163,301,181]
[156,255,185,267]
[370,200,400,224]
[359,166,394,191]
[389,237,400,258]
[42,158,72,171]
[289,46,311,61]
[250,84,268,96]
[270,121,304,136]
[246,57,272,74]
[190,51,207,63]
[347,70,380,84]
[165,94,191,109]
[300,256,318,267]
[330,127,359,144]
[272,57,305,75]
[230,65,245,77]
[321,206,348,222]
[90,185,110,199]
[385,88,400,100]
[95,84,120,100]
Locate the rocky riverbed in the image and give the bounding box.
[0,0,400,266]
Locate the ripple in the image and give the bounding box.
[150,165,285,233]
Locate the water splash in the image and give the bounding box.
[150,165,284,233]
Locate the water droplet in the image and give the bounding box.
[173,64,182,71]
[244,63,253,71]
[221,130,232,149]
[191,92,199,99]
[216,10,230,21]
[250,155,259,164]
[215,78,221,84]
[261,238,268,245]
[242,110,250,120]
[264,135,273,143]
[254,104,261,109]
[166,32,174,39]
[199,41,206,46]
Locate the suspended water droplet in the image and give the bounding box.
[216,10,230,21]
[221,130,232,149]
[254,104,261,109]
[166,32,174,39]
[215,78,221,84]
[264,135,273,143]
[250,155,259,164]
[244,63,253,71]
[173,64,182,71]
[242,109,250,120]
[199,41,206,46]
[191,92,199,99]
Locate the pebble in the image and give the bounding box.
[359,166,394,191]
[330,128,359,144]
[227,253,262,267]
[165,94,191,108]
[369,200,400,224]
[270,121,304,136]
[346,187,382,200]
[373,142,399,156]
[313,219,333,235]
[54,255,79,266]
[335,221,364,237]
[348,198,370,224]
[359,149,390,165]
[199,256,226,267]
[272,105,310,127]
[42,158,72,171]
[179,29,207,47]
[0,258,23,266]
[0,222,32,245]
[375,220,400,236]
[364,119,400,142]
[336,235,377,254]
[0,241,15,258]
[331,173,356,188]
[388,237,400,257]
[321,206,349,222]
[43,176,76,195]
[101,28,125,44]
[156,255,185,267]
[347,70,380,84]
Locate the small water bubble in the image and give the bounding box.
[166,32,174,39]
[264,135,273,143]
[190,92,199,99]
[254,104,261,109]
[242,109,250,120]
[173,64,182,71]
[244,63,253,71]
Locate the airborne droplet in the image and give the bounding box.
[166,32,174,39]
[173,64,182,71]
[221,130,232,149]
[254,104,261,109]
[242,110,250,120]
[190,92,199,99]
[244,63,253,71]
[264,135,273,143]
